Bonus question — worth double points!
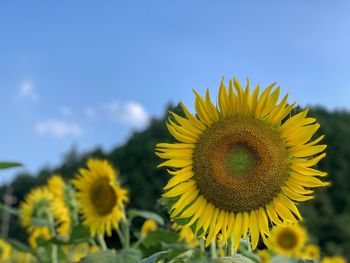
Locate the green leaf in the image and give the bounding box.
[141,230,179,248]
[128,209,164,225]
[69,224,91,243]
[80,250,118,263]
[0,203,20,216]
[81,248,142,263]
[212,254,255,263]
[169,249,195,263]
[140,250,170,263]
[0,162,22,169]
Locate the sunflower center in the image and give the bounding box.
[89,177,117,215]
[32,199,52,222]
[225,143,258,178]
[277,229,297,250]
[193,117,289,213]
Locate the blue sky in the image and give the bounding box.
[1,0,350,183]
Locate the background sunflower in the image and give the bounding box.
[72,159,128,237]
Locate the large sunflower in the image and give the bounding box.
[72,159,128,236]
[19,187,70,246]
[156,78,328,249]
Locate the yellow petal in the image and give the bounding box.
[233,213,242,250]
[164,171,194,190]
[162,181,196,198]
[266,205,283,225]
[249,210,260,250]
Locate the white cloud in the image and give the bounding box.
[18,81,39,102]
[85,107,97,118]
[60,106,72,116]
[102,101,150,128]
[36,120,82,138]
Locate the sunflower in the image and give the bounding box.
[19,187,70,247]
[303,244,320,260]
[72,159,128,236]
[47,174,65,199]
[269,224,307,257]
[156,78,328,249]
[321,256,347,263]
[257,250,271,263]
[47,175,72,237]
[140,219,157,237]
[0,239,11,262]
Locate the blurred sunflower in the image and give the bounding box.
[19,187,70,247]
[172,223,199,248]
[156,78,328,249]
[303,244,320,260]
[0,239,11,262]
[64,243,100,262]
[257,250,271,263]
[140,219,157,237]
[28,227,51,248]
[72,159,128,236]
[47,174,65,199]
[321,256,347,263]
[269,224,307,257]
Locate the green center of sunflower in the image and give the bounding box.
[193,117,289,213]
[90,177,117,215]
[277,229,297,249]
[32,199,52,222]
[225,144,258,178]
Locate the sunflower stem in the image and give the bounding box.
[116,227,125,247]
[247,232,252,252]
[46,210,58,263]
[97,233,108,251]
[51,244,58,263]
[124,220,130,248]
[200,238,205,253]
[227,237,234,256]
[210,240,217,258]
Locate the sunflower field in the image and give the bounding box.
[0,78,349,263]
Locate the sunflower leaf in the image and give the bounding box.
[69,224,91,243]
[0,162,22,169]
[128,209,164,225]
[80,250,118,263]
[139,250,170,263]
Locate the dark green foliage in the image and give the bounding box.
[1,104,350,260]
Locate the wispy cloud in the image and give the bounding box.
[102,101,150,128]
[85,107,97,118]
[18,81,39,102]
[60,106,72,116]
[36,120,82,138]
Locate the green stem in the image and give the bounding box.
[97,233,108,251]
[52,244,58,263]
[116,227,125,247]
[121,209,130,248]
[210,240,217,259]
[247,232,252,253]
[46,210,58,263]
[200,238,205,253]
[227,237,233,257]
[124,221,130,248]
